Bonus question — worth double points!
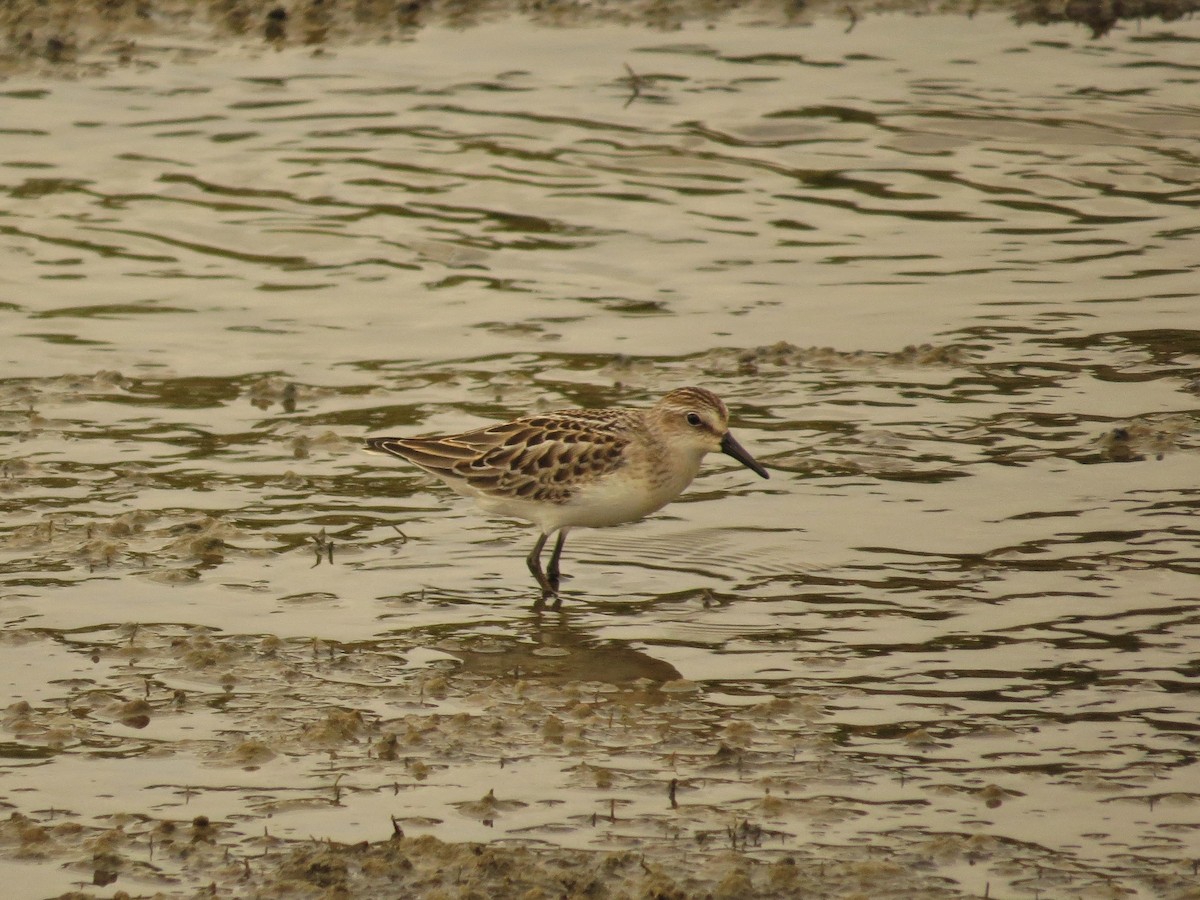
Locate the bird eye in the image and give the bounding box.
[686,412,703,427]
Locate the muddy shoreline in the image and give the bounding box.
[2,0,1199,80]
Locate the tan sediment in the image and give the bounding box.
[3,0,1198,79]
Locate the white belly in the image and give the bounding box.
[472,458,702,533]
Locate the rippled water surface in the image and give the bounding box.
[1,12,1199,897]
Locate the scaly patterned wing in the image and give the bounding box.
[367,409,634,504]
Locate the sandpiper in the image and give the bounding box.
[366,386,769,607]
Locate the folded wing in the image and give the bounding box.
[366,413,632,504]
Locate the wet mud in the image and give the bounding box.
[5,619,1195,898]
[3,0,1200,79]
[4,350,1198,897]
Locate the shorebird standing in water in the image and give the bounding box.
[366,386,769,607]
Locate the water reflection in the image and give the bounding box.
[0,10,1198,898]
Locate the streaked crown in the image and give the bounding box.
[657,388,729,426]
[658,387,728,420]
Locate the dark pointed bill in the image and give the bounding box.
[720,432,769,479]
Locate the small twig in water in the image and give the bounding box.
[622,63,644,108]
[310,530,335,566]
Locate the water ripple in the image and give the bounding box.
[1,13,1198,898]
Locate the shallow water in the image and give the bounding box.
[1,12,1198,897]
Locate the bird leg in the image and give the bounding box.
[526,532,555,604]
[528,531,569,609]
[546,530,568,593]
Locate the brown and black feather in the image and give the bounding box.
[365,410,634,505]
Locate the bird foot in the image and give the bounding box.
[531,572,564,610]
[532,587,562,611]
